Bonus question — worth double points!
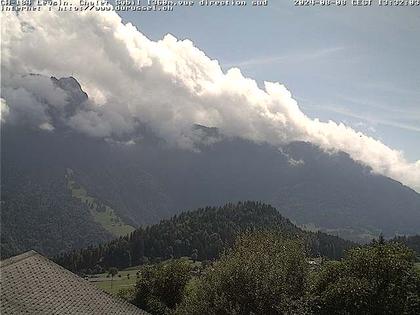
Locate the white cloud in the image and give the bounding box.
[1,98,10,122]
[308,102,420,133]
[39,122,54,131]
[1,6,419,192]
[0,73,69,127]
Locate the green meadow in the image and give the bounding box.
[66,169,135,237]
[89,269,140,295]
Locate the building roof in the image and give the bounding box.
[0,251,147,315]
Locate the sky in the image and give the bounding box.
[118,2,420,162]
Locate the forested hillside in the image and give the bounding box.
[393,235,420,258]
[0,161,113,257]
[56,202,355,273]
[0,125,169,258]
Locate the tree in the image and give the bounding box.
[176,231,310,315]
[117,287,135,302]
[132,259,195,315]
[190,249,198,262]
[108,267,118,290]
[310,242,420,314]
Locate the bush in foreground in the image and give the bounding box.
[132,259,196,315]
[310,241,420,314]
[176,231,310,315]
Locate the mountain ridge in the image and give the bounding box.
[1,76,420,258]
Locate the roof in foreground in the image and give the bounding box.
[0,250,147,315]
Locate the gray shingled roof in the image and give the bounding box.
[0,251,148,314]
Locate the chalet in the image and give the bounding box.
[0,250,148,314]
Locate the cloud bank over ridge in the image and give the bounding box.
[1,6,419,192]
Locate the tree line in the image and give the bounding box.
[55,201,355,273]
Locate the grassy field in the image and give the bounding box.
[66,169,135,237]
[88,269,140,295]
[415,263,420,272]
[89,259,201,295]
[299,223,378,244]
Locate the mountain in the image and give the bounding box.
[55,201,356,273]
[2,76,420,258]
[0,126,116,257]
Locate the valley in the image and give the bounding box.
[2,123,420,258]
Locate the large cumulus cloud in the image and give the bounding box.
[1,6,419,192]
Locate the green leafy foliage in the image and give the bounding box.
[310,242,420,314]
[392,235,420,259]
[125,233,420,314]
[131,259,196,315]
[176,231,310,315]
